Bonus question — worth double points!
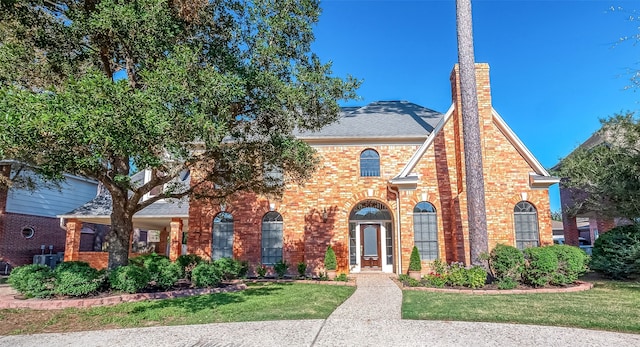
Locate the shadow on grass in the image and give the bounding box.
[129,291,246,314]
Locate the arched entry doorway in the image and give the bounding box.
[349,200,394,273]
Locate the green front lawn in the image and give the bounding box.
[0,282,355,335]
[403,279,640,333]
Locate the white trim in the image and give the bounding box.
[491,108,551,177]
[396,104,455,178]
[350,222,394,273]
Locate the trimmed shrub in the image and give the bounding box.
[465,266,487,289]
[297,262,307,277]
[549,245,589,285]
[54,261,102,296]
[8,264,55,298]
[109,265,151,293]
[409,246,422,272]
[274,260,288,278]
[131,253,182,289]
[324,245,337,271]
[590,225,640,279]
[335,273,348,282]
[489,244,524,283]
[447,262,467,287]
[213,258,246,281]
[255,263,267,278]
[176,254,204,279]
[192,262,222,288]
[522,247,558,287]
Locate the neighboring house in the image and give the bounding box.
[61,63,559,275]
[59,170,189,269]
[0,161,97,272]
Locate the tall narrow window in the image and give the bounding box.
[262,211,283,265]
[413,202,438,260]
[514,201,539,249]
[212,212,234,260]
[360,149,380,177]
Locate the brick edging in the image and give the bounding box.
[395,280,594,295]
[0,284,247,310]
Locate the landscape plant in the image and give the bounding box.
[488,244,525,289]
[297,261,307,278]
[191,262,222,288]
[590,224,640,279]
[549,244,589,285]
[131,253,183,289]
[324,246,337,271]
[53,261,103,296]
[176,254,204,280]
[409,246,422,272]
[108,264,151,294]
[274,260,289,278]
[423,273,447,288]
[522,247,559,287]
[255,263,268,278]
[465,265,487,289]
[446,262,467,287]
[213,258,247,281]
[8,264,55,298]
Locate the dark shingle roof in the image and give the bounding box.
[295,101,442,139]
[62,190,188,217]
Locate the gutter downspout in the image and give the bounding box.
[388,186,402,274]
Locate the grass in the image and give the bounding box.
[0,282,355,335]
[403,279,640,333]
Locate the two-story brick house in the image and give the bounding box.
[184,63,559,275]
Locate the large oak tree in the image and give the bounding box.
[0,0,359,269]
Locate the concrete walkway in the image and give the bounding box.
[2,274,640,347]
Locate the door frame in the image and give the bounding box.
[351,222,393,273]
[360,224,381,268]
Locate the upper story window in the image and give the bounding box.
[514,201,539,250]
[360,149,380,177]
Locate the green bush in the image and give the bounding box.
[109,265,151,293]
[192,262,222,288]
[496,277,518,290]
[131,253,182,289]
[256,263,267,278]
[324,245,337,271]
[274,260,289,278]
[407,278,421,287]
[297,261,307,277]
[8,264,55,298]
[424,273,447,288]
[447,262,467,287]
[432,259,447,275]
[590,225,640,279]
[489,244,524,283]
[54,261,102,296]
[549,245,589,285]
[409,246,422,272]
[465,266,487,289]
[213,257,246,280]
[335,273,348,282]
[522,247,558,287]
[176,254,204,279]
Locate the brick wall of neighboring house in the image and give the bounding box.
[187,64,554,275]
[0,212,66,268]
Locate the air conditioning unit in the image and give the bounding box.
[33,254,47,265]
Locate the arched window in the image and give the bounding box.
[514,201,539,249]
[262,211,283,265]
[212,212,234,260]
[360,149,380,177]
[413,202,438,260]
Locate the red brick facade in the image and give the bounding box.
[187,64,555,276]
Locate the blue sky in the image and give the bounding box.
[310,0,640,212]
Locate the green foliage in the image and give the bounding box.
[256,263,268,278]
[274,260,289,278]
[324,245,337,271]
[397,274,410,282]
[409,246,422,272]
[446,263,467,287]
[335,273,348,282]
[8,264,55,298]
[496,277,518,290]
[522,247,559,287]
[465,266,487,289]
[549,245,589,285]
[297,261,307,278]
[108,265,151,293]
[407,278,422,287]
[591,225,640,279]
[213,258,247,281]
[54,261,102,296]
[131,253,182,289]
[488,244,524,283]
[0,0,360,270]
[424,273,447,288]
[191,263,222,288]
[554,112,640,220]
[432,259,447,275]
[176,254,204,280]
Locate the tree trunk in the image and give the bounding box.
[456,0,488,266]
[107,192,133,270]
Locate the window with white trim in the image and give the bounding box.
[413,202,438,260]
[514,201,539,249]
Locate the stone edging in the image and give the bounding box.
[243,279,356,287]
[395,280,593,294]
[0,284,247,310]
